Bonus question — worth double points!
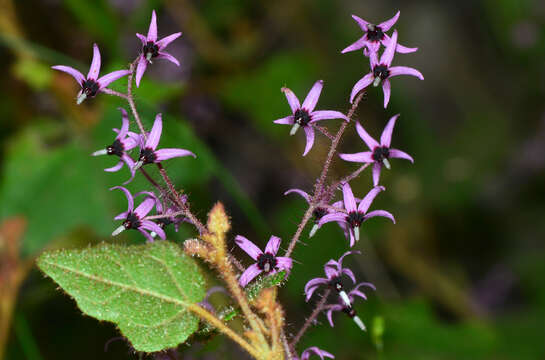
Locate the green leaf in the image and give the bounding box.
[37,241,206,353]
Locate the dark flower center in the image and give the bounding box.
[372,146,390,162]
[81,79,100,97]
[366,25,384,42]
[313,207,328,223]
[329,276,344,292]
[106,139,124,157]
[139,147,157,164]
[346,211,366,228]
[142,41,160,59]
[294,109,312,127]
[257,252,277,273]
[373,65,390,80]
[343,306,357,318]
[123,212,142,230]
[157,217,173,228]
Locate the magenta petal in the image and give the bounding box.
[338,250,358,267]
[388,66,424,80]
[326,306,342,327]
[341,36,368,54]
[104,160,124,172]
[154,148,196,162]
[265,236,281,255]
[146,113,162,149]
[350,290,368,301]
[324,265,339,279]
[135,56,148,88]
[350,73,374,103]
[273,115,294,125]
[51,65,85,85]
[138,229,155,243]
[87,43,101,80]
[379,10,400,31]
[351,14,370,31]
[369,49,379,68]
[302,126,315,156]
[389,149,414,162]
[380,114,399,147]
[365,210,395,224]
[156,32,182,49]
[120,154,136,185]
[381,30,397,67]
[382,79,391,108]
[343,268,357,284]
[342,182,357,213]
[111,186,134,212]
[355,122,379,149]
[140,220,166,239]
[395,43,418,54]
[97,70,131,89]
[114,211,128,221]
[284,188,311,203]
[147,10,158,42]
[318,213,348,227]
[304,278,328,301]
[281,87,301,113]
[276,256,293,272]
[134,197,156,218]
[372,162,382,186]
[235,235,263,260]
[157,52,180,66]
[121,135,138,151]
[302,80,323,112]
[358,186,385,214]
[354,281,376,292]
[136,33,147,44]
[117,108,130,139]
[339,151,374,163]
[301,347,335,360]
[310,110,348,122]
[239,264,262,287]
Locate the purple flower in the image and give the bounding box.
[135,10,182,87]
[198,286,228,313]
[133,113,196,170]
[235,235,293,287]
[92,108,139,183]
[304,251,358,302]
[274,80,348,156]
[342,11,417,55]
[110,186,165,242]
[153,193,192,233]
[339,115,413,186]
[284,188,334,238]
[349,31,424,108]
[319,183,394,247]
[296,347,335,360]
[325,282,376,331]
[52,44,131,104]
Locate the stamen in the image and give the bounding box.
[339,290,351,307]
[373,77,381,87]
[146,52,153,63]
[383,158,391,169]
[354,226,360,241]
[92,149,108,156]
[309,224,319,238]
[77,93,87,105]
[111,225,125,237]
[290,123,300,136]
[353,315,366,331]
[133,160,144,171]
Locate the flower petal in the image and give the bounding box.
[276,256,293,272]
[372,162,382,186]
[301,346,335,360]
[239,264,262,287]
[326,305,343,327]
[87,43,101,80]
[350,73,374,103]
[318,213,348,227]
[381,30,397,67]
[380,114,399,147]
[140,220,166,239]
[394,43,419,54]
[156,32,182,49]
[338,250,359,268]
[382,79,391,108]
[284,188,311,203]
[136,33,147,44]
[97,70,131,89]
[114,211,128,221]
[147,10,158,42]
[369,49,379,68]
[154,148,196,162]
[310,110,348,122]
[157,51,180,66]
[339,151,374,163]
[357,186,385,214]
[120,154,136,185]
[135,56,148,88]
[388,66,424,80]
[324,264,339,279]
[111,186,134,212]
[353,281,377,292]
[364,210,395,224]
[355,121,379,149]
[104,160,124,172]
[273,115,294,125]
[117,108,130,139]
[350,290,367,301]
[235,235,263,260]
[351,14,370,31]
[342,268,357,284]
[389,149,414,162]
[51,65,85,85]
[134,197,156,218]
[302,126,315,156]
[341,36,368,54]
[146,113,163,149]
[378,10,400,31]
[138,228,155,242]
[302,80,323,112]
[264,235,281,255]
[342,182,357,213]
[304,278,328,301]
[281,87,301,113]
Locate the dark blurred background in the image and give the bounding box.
[1,0,544,359]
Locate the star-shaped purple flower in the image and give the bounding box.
[339,115,413,186]
[133,113,196,170]
[349,31,424,108]
[110,186,165,242]
[154,193,191,233]
[319,183,394,247]
[135,10,182,87]
[296,347,335,360]
[92,108,139,183]
[284,188,335,238]
[342,11,417,55]
[304,251,358,302]
[235,235,293,287]
[325,281,376,331]
[52,44,131,104]
[274,80,348,156]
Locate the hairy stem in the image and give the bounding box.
[101,88,129,100]
[290,289,331,348]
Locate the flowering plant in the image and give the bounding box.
[38,9,422,360]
